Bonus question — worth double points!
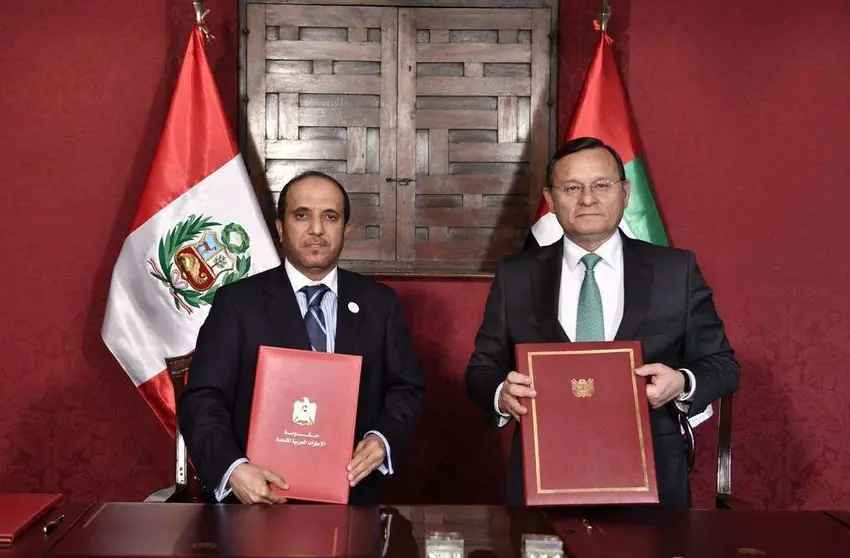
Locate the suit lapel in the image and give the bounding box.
[334,269,364,356]
[532,240,569,342]
[615,235,654,341]
[263,266,313,351]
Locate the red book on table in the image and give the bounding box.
[517,341,658,506]
[245,346,362,504]
[0,493,63,544]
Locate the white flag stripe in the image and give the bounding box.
[102,155,280,386]
[531,211,636,248]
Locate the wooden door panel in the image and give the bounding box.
[246,4,397,263]
[242,2,553,275]
[396,7,550,270]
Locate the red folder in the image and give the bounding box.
[245,346,362,504]
[517,342,658,506]
[0,493,63,544]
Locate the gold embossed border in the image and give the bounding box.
[526,348,650,495]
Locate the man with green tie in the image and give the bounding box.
[464,137,740,507]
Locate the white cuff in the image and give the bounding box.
[672,368,713,430]
[215,457,249,501]
[687,403,714,428]
[676,368,696,401]
[365,430,393,476]
[494,382,511,427]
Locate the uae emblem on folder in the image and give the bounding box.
[292,397,318,427]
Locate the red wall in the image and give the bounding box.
[627,0,850,508]
[2,0,849,509]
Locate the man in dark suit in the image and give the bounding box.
[465,137,740,507]
[179,171,423,505]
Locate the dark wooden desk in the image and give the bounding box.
[4,503,846,558]
[46,503,382,558]
[548,506,850,557]
[825,510,850,528]
[382,505,554,558]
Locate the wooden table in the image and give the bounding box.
[3,503,848,558]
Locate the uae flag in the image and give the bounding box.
[527,26,668,249]
[101,28,280,434]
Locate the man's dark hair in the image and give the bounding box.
[276,170,351,224]
[545,137,627,189]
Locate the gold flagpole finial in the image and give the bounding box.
[193,0,215,41]
[599,0,612,32]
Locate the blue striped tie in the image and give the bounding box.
[301,285,329,352]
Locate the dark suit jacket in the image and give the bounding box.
[178,264,424,505]
[465,232,740,507]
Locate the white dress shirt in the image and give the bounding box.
[214,259,392,501]
[493,232,698,427]
[559,231,625,342]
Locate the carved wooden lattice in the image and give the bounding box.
[243,2,552,275]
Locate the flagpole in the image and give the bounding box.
[193,0,205,22]
[193,0,214,41]
[599,0,611,32]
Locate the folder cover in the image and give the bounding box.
[0,493,63,544]
[246,346,362,504]
[517,341,658,506]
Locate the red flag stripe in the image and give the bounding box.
[137,369,177,436]
[128,28,238,233]
[534,197,550,221]
[533,30,639,223]
[565,31,639,163]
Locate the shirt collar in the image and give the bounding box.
[284,258,338,295]
[562,230,623,272]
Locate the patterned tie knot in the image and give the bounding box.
[301,284,329,309]
[581,253,602,272]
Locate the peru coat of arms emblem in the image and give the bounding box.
[148,215,252,314]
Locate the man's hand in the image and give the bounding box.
[347,434,386,487]
[498,371,536,421]
[228,463,289,504]
[634,363,686,409]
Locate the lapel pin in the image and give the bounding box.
[348,302,360,314]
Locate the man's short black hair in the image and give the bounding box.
[276,170,351,224]
[545,137,627,188]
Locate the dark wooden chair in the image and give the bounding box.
[144,351,205,503]
[713,393,753,509]
[682,392,753,509]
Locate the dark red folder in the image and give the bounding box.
[516,341,658,506]
[0,493,63,544]
[245,346,362,504]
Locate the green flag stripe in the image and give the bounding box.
[622,156,668,246]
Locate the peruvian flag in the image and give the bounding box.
[101,28,280,434]
[527,25,668,249]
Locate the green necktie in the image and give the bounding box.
[576,253,604,341]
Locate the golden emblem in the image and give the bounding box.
[737,549,766,556]
[571,378,595,398]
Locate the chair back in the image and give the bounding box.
[680,393,749,508]
[164,351,204,502]
[716,392,734,500]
